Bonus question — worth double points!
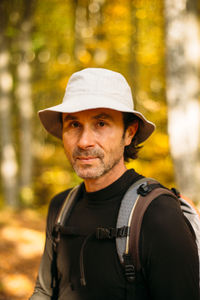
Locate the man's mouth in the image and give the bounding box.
[73,148,104,163]
[76,156,98,162]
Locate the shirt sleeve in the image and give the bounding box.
[29,231,54,299]
[140,195,199,300]
[29,190,70,300]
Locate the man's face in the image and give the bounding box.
[62,108,132,180]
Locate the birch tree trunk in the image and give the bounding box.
[16,0,34,198]
[164,0,200,202]
[0,1,18,206]
[74,0,105,65]
[129,1,139,102]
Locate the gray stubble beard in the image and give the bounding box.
[69,140,125,179]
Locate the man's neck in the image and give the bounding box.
[84,163,127,192]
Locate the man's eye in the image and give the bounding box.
[98,121,105,127]
[71,122,80,128]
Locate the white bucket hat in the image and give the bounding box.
[38,68,155,144]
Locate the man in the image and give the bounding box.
[30,68,199,300]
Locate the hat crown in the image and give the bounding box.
[64,68,134,109]
[38,67,155,143]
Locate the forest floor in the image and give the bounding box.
[0,208,46,300]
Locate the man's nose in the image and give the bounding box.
[77,126,95,149]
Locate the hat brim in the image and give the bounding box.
[38,96,155,144]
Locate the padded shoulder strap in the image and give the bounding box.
[116,177,152,264]
[180,195,200,218]
[129,185,176,271]
[180,196,200,254]
[55,184,82,226]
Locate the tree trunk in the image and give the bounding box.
[164,0,200,202]
[74,0,105,65]
[128,0,139,105]
[73,0,89,62]
[0,2,18,207]
[15,0,34,199]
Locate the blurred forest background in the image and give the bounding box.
[0,0,200,299]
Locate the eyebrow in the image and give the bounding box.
[62,114,78,122]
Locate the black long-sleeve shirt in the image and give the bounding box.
[30,169,199,300]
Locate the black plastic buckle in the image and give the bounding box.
[137,183,153,196]
[171,187,181,198]
[125,264,136,283]
[96,226,130,240]
[123,253,136,282]
[117,226,130,238]
[96,227,112,239]
[53,223,61,244]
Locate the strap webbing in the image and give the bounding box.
[53,225,130,239]
[96,226,129,239]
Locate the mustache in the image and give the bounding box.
[72,148,104,159]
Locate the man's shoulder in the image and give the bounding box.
[50,188,72,208]
[142,192,186,237]
[46,187,74,231]
[148,191,179,213]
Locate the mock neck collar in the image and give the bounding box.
[81,169,143,203]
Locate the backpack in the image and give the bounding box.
[51,177,200,292]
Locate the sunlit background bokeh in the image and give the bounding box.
[0,0,200,299]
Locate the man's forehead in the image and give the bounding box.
[62,108,123,121]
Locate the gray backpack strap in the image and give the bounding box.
[55,184,82,226]
[116,177,151,264]
[51,184,82,298]
[180,197,200,252]
[117,177,200,278]
[116,177,175,271]
[179,197,200,281]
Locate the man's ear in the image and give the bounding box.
[124,121,138,146]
